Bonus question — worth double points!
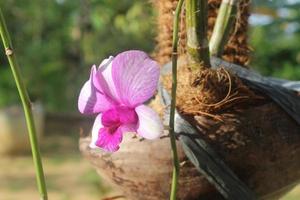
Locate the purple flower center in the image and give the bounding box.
[101,106,138,134]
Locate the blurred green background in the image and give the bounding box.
[250,0,300,80]
[0,0,299,200]
[0,0,155,111]
[0,0,300,112]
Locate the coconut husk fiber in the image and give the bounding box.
[162,63,262,120]
[155,55,300,199]
[160,56,266,146]
[152,0,251,66]
[152,0,300,198]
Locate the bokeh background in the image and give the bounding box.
[0,0,299,199]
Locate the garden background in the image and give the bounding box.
[0,0,299,199]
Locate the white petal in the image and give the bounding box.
[89,114,103,149]
[135,105,163,140]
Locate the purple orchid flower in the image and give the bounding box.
[78,50,163,152]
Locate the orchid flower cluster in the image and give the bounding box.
[78,50,163,152]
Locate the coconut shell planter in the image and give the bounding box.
[79,0,300,199]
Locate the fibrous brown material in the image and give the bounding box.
[162,58,264,125]
[152,0,187,65]
[152,0,251,66]
[217,0,251,65]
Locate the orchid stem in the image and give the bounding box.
[186,0,211,68]
[169,0,184,199]
[209,0,238,57]
[0,8,48,200]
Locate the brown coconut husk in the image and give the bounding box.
[153,0,272,153]
[155,55,300,198]
[152,0,251,66]
[162,59,263,120]
[160,56,268,149]
[152,0,186,65]
[152,0,300,196]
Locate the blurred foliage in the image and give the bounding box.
[0,0,155,111]
[250,0,300,80]
[0,0,299,112]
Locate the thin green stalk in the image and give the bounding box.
[169,0,184,199]
[0,9,48,200]
[186,0,211,68]
[209,0,238,57]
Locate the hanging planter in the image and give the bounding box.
[79,0,300,199]
[157,56,300,199]
[79,59,300,199]
[80,132,216,200]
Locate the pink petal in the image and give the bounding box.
[101,106,138,127]
[94,56,120,101]
[90,114,126,152]
[101,107,120,127]
[117,106,138,124]
[96,126,123,152]
[78,66,113,114]
[135,105,163,139]
[95,127,122,152]
[112,50,160,107]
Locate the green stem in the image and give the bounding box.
[209,0,238,57]
[186,0,211,68]
[0,9,48,200]
[169,0,184,199]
